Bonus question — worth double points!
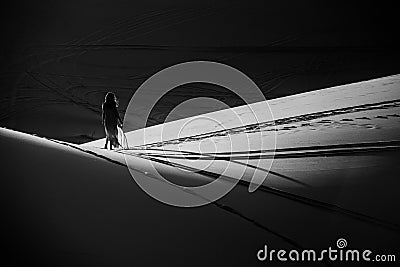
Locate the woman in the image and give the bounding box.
[102,92,123,149]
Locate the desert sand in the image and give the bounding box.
[2,1,400,266]
[2,74,399,266]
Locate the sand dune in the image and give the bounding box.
[2,118,399,266]
[83,74,400,222]
[0,73,400,266]
[2,75,400,266]
[2,2,400,265]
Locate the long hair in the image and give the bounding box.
[104,92,118,107]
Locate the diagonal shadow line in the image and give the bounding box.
[232,160,311,188]
[212,201,304,249]
[47,136,400,233]
[133,152,311,187]
[140,145,400,161]
[126,152,400,233]
[44,137,309,254]
[139,140,400,155]
[129,148,312,187]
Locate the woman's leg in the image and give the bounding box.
[104,137,109,149]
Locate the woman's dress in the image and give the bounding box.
[102,102,120,147]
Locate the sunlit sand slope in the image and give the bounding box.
[83,74,400,225]
[2,124,399,266]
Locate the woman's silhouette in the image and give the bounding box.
[102,92,122,149]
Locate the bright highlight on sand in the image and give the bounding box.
[123,61,276,207]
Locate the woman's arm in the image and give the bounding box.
[102,104,105,125]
